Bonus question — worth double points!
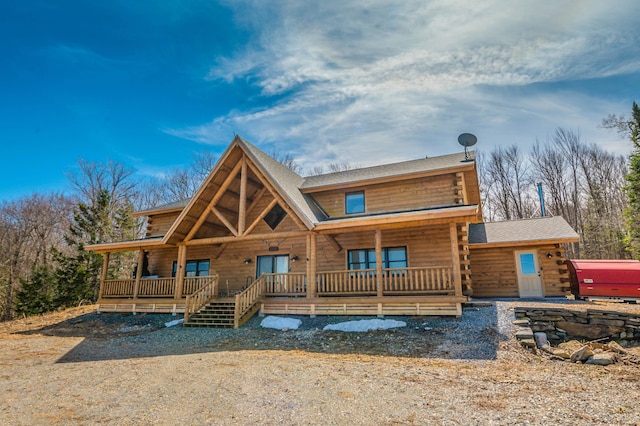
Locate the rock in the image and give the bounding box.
[590,318,626,327]
[531,322,555,332]
[556,321,623,340]
[558,340,583,352]
[520,339,536,348]
[512,319,530,327]
[534,332,548,348]
[551,348,572,359]
[570,345,595,363]
[515,328,534,340]
[585,353,617,366]
[606,341,628,354]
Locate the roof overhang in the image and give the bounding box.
[469,236,579,249]
[84,237,170,254]
[313,204,480,234]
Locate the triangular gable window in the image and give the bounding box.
[264,204,287,230]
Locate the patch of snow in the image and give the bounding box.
[260,316,302,330]
[323,319,406,332]
[164,319,184,328]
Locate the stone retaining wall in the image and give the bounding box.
[515,307,640,342]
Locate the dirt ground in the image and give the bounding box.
[1,302,640,425]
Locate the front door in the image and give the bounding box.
[515,250,544,298]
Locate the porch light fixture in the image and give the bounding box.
[244,258,252,264]
[291,255,299,262]
[546,252,553,259]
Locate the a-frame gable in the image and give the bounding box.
[162,136,313,246]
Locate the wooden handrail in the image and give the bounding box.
[184,275,219,323]
[234,275,266,328]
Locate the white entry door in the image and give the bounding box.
[515,250,544,298]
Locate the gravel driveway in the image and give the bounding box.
[1,299,639,425]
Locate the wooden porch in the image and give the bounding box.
[97,265,465,326]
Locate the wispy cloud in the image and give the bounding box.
[168,0,640,166]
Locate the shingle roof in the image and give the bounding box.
[135,198,189,215]
[301,152,474,190]
[468,216,579,245]
[240,138,324,226]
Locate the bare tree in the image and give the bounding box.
[482,145,536,220]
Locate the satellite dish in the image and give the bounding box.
[457,133,477,161]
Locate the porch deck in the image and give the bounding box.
[98,266,464,318]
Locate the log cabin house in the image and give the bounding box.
[85,136,579,327]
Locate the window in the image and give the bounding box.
[172,259,210,277]
[256,255,290,278]
[345,191,365,214]
[347,247,407,270]
[264,204,287,230]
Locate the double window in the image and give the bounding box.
[172,259,210,277]
[347,246,407,270]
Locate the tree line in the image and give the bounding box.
[1,104,639,321]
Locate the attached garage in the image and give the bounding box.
[468,217,580,298]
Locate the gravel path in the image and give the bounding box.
[1,299,639,425]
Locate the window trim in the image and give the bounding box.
[345,191,365,215]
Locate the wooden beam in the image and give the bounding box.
[175,245,187,299]
[98,252,110,300]
[375,229,383,297]
[456,172,468,205]
[246,161,309,230]
[243,198,278,236]
[238,156,248,235]
[323,234,343,252]
[450,223,462,297]
[184,161,243,241]
[185,230,310,246]
[306,233,317,298]
[211,206,239,236]
[132,249,145,298]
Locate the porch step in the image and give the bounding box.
[184,301,236,328]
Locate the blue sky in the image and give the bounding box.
[2,0,640,201]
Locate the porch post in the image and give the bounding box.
[375,229,383,297]
[175,244,187,299]
[449,223,462,297]
[306,233,317,298]
[132,249,144,298]
[98,252,110,300]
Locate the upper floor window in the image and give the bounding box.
[172,259,210,277]
[345,191,365,214]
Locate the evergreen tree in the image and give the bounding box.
[15,266,56,316]
[53,190,111,307]
[623,102,640,258]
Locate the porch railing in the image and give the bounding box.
[382,266,454,294]
[138,278,176,297]
[264,272,307,296]
[315,266,454,296]
[184,275,219,323]
[234,275,266,328]
[101,276,218,299]
[316,269,377,295]
[102,279,135,297]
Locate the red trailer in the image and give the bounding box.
[567,259,640,302]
